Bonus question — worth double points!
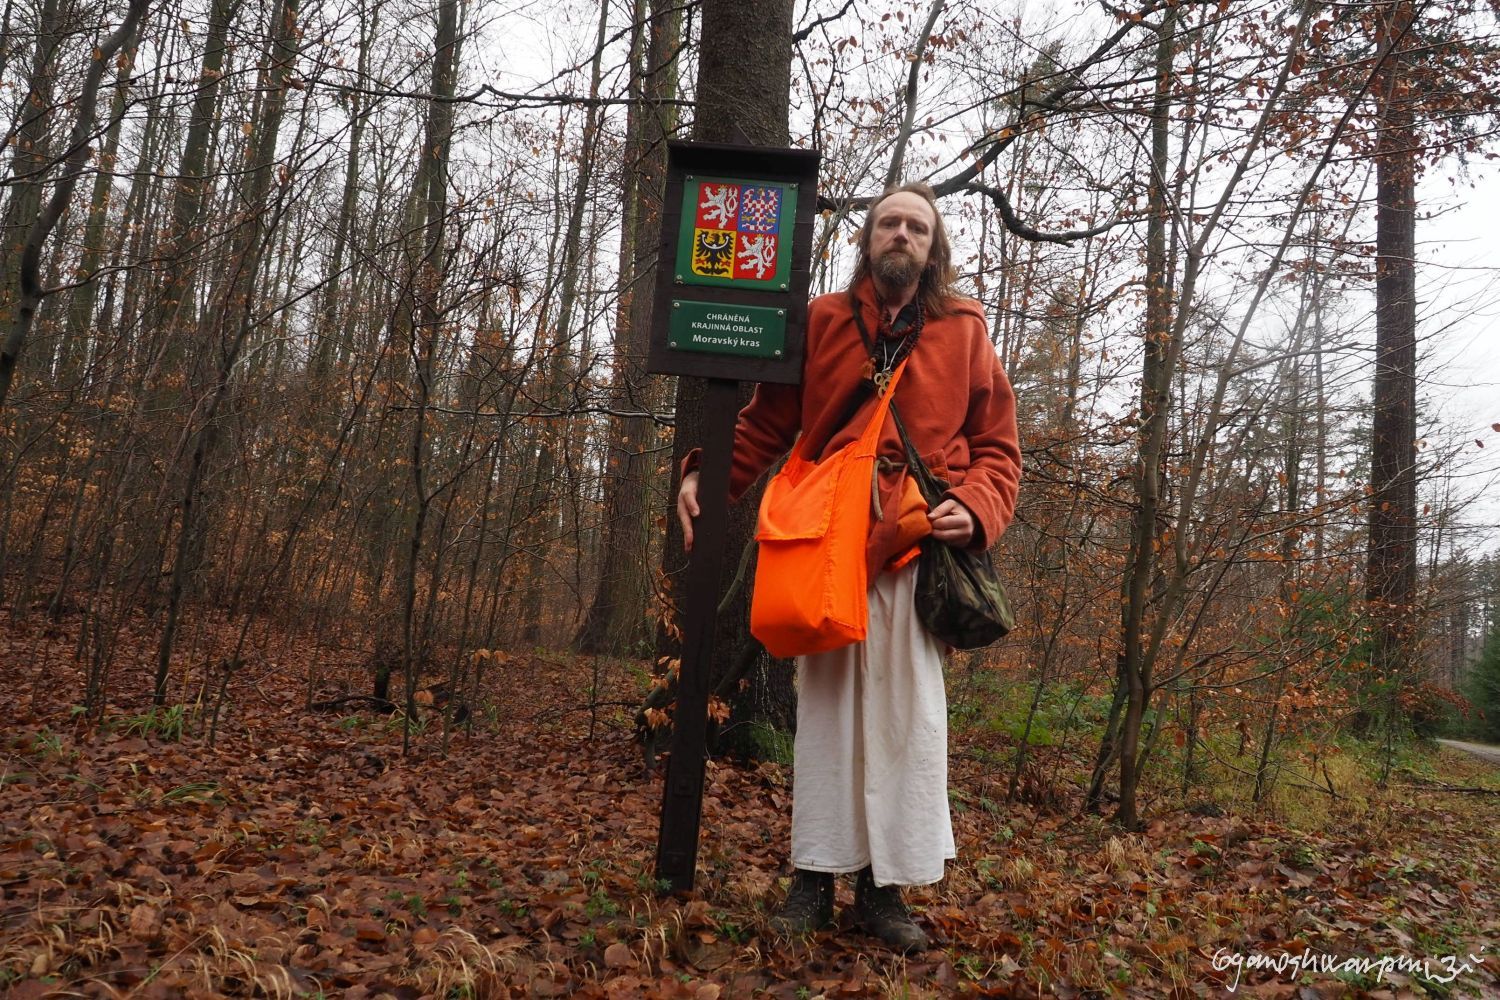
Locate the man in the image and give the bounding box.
[677,182,1021,952]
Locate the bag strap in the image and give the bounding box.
[889,401,947,506]
[804,380,873,462]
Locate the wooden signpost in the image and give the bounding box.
[649,140,818,893]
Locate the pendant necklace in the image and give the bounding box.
[856,298,923,396]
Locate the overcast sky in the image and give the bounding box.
[1420,157,1500,551]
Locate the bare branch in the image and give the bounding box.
[319,78,691,111]
[965,181,1134,243]
[885,0,946,188]
[792,0,855,44]
[930,8,1157,198]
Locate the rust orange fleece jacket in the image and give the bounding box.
[688,278,1022,581]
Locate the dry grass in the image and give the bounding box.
[402,926,514,997]
[0,908,121,984]
[180,925,296,999]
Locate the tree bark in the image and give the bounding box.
[0,0,61,398]
[1109,4,1176,830]
[1366,1,1419,770]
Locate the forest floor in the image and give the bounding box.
[2,602,1499,999]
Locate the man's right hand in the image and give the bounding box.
[677,470,701,552]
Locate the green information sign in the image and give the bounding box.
[675,175,797,290]
[667,300,786,359]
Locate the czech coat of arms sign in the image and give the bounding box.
[677,177,797,289]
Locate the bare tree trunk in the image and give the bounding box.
[311,0,377,381]
[1086,0,1320,823]
[394,0,460,750]
[107,44,172,373]
[0,0,18,84]
[57,28,138,384]
[1254,290,1313,803]
[518,0,610,645]
[0,0,62,402]
[0,0,60,303]
[1366,1,1419,778]
[150,0,242,382]
[1111,4,1177,830]
[1313,270,1328,565]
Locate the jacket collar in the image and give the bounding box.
[851,275,901,338]
[851,274,881,314]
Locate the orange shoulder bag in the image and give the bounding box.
[749,359,909,658]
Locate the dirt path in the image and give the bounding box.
[1437,738,1500,767]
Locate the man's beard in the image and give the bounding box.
[873,249,922,290]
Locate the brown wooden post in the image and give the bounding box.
[655,376,738,890]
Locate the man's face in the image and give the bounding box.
[868,191,936,291]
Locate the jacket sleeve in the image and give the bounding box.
[943,347,1021,550]
[680,380,802,503]
[726,381,802,502]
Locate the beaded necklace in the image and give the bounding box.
[853,296,924,397]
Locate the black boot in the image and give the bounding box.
[768,869,834,935]
[854,866,929,953]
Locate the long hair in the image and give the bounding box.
[847,181,961,317]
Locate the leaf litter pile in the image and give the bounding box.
[3,612,1499,998]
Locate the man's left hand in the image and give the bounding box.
[928,498,976,547]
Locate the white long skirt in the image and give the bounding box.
[790,564,955,887]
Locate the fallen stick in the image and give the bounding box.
[1393,777,1500,796]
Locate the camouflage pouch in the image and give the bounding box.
[889,405,1014,650]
